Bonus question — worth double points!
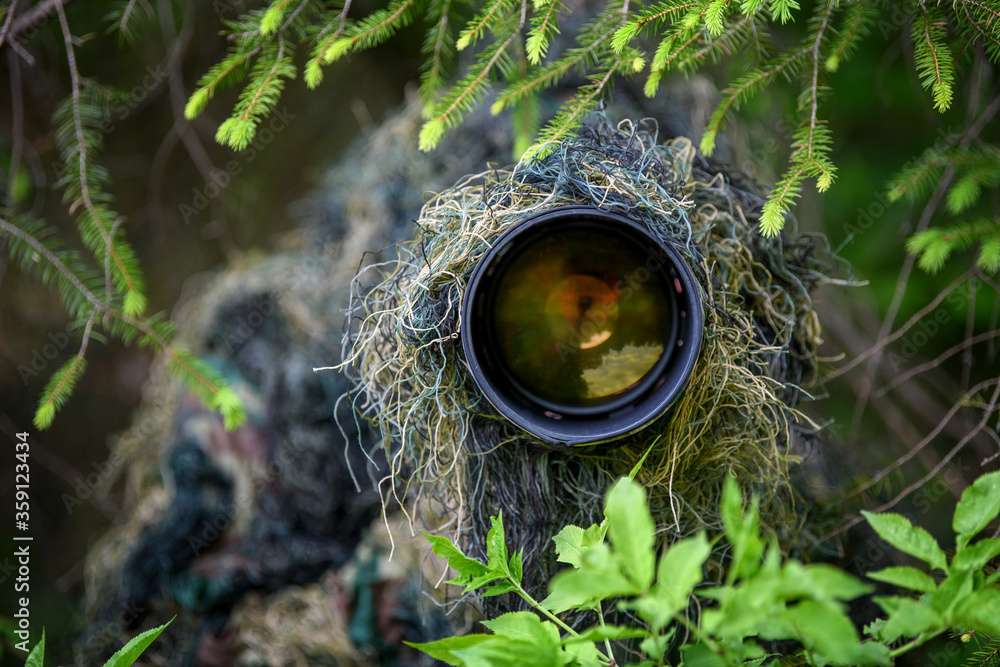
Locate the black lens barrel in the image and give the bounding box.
[462,205,703,446]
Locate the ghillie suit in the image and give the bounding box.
[73,98,512,667]
[341,114,834,616]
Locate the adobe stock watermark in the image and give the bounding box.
[177,108,296,223]
[841,123,959,244]
[59,395,176,515]
[16,321,81,385]
[884,279,971,372]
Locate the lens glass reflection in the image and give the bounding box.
[491,224,673,408]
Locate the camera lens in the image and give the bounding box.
[462,205,702,446]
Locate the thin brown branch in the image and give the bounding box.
[10,0,67,38]
[876,329,1000,397]
[0,0,21,49]
[848,376,1000,499]
[54,1,136,299]
[827,269,974,381]
[807,0,836,159]
[829,379,1000,539]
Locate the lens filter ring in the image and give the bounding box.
[462,204,703,446]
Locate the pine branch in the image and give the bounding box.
[824,0,874,72]
[524,57,630,160]
[913,7,955,113]
[907,218,1000,274]
[55,2,146,316]
[525,0,563,64]
[420,1,527,150]
[701,46,807,155]
[418,0,458,111]
[216,34,296,149]
[456,0,515,51]
[321,0,420,63]
[612,1,700,53]
[492,8,619,113]
[0,216,246,431]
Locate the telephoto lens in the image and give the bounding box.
[462,205,702,445]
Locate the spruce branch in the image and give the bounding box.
[0,216,246,431]
[420,1,527,150]
[456,0,516,51]
[55,1,146,316]
[701,46,807,155]
[913,7,956,112]
[418,0,458,110]
[492,10,617,113]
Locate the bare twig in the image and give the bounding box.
[0,0,21,49]
[876,329,1000,397]
[10,0,68,38]
[826,269,974,381]
[55,1,136,300]
[833,381,1000,537]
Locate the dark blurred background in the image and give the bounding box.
[1,0,998,664]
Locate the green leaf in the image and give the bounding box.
[862,511,948,571]
[953,588,1000,637]
[873,596,942,642]
[604,477,655,590]
[953,471,1000,547]
[541,543,638,613]
[482,612,561,659]
[681,643,727,667]
[486,510,510,573]
[563,640,602,667]
[952,537,1000,573]
[867,566,937,593]
[104,619,172,667]
[802,563,873,600]
[781,600,865,665]
[552,523,604,569]
[563,624,648,643]
[424,533,488,581]
[721,476,763,581]
[631,532,710,630]
[930,568,973,616]
[406,634,494,665]
[26,629,44,667]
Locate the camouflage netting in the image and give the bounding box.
[76,84,835,665]
[340,114,834,613]
[73,96,508,667]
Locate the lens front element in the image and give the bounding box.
[463,205,702,446]
[491,226,676,411]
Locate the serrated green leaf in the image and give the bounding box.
[541,543,638,613]
[630,532,710,630]
[952,537,1000,573]
[873,596,942,642]
[25,629,44,667]
[552,523,603,569]
[563,640,602,667]
[803,563,873,600]
[721,476,763,581]
[482,612,560,655]
[930,568,974,616]
[105,619,172,667]
[681,643,727,667]
[954,471,1000,547]
[424,533,488,580]
[563,624,647,643]
[862,511,948,571]
[953,588,1000,637]
[780,600,864,665]
[867,566,937,593]
[406,634,494,665]
[604,477,655,590]
[486,511,510,573]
